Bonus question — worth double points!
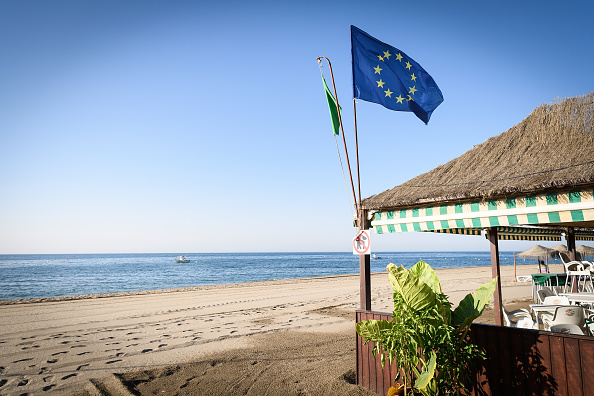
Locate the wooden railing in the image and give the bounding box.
[356,310,594,396]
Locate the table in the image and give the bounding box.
[531,273,567,302]
[559,293,594,306]
[531,273,567,286]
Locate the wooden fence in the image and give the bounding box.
[356,310,594,396]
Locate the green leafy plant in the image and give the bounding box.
[356,261,497,395]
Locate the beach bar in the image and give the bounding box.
[356,93,594,394]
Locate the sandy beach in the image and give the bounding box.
[0,262,545,395]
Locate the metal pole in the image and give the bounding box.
[317,56,358,213]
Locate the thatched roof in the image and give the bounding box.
[362,92,594,210]
[518,244,555,258]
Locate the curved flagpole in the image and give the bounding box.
[353,98,362,219]
[317,56,359,217]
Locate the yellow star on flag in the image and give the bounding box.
[407,95,414,101]
[395,53,403,61]
[410,73,417,82]
[384,88,393,97]
[376,79,385,88]
[395,95,404,104]
[374,65,382,74]
[377,55,384,62]
[409,86,418,95]
[383,50,391,60]
[405,61,412,70]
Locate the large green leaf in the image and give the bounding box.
[451,277,498,326]
[387,265,440,313]
[415,352,437,390]
[409,260,442,294]
[355,319,394,342]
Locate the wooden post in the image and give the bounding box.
[566,227,578,292]
[488,227,503,326]
[359,208,371,310]
[567,227,576,261]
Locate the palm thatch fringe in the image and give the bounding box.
[362,92,594,210]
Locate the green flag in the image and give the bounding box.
[322,75,341,135]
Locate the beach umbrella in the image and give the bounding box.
[518,245,555,271]
[518,245,555,259]
[551,244,568,253]
[576,245,594,261]
[550,244,568,259]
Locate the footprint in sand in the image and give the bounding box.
[61,373,77,380]
[21,345,41,350]
[0,379,7,388]
[17,378,29,386]
[105,359,122,364]
[51,351,68,356]
[47,359,58,364]
[43,384,56,391]
[76,351,90,356]
[13,358,33,363]
[141,348,153,353]
[76,364,90,371]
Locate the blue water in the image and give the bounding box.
[0,252,556,300]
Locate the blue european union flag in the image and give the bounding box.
[351,26,443,124]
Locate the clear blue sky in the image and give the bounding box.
[1,0,593,254]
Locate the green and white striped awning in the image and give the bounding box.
[421,226,564,241]
[372,188,594,241]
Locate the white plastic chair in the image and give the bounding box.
[542,296,570,305]
[550,324,585,335]
[537,288,555,304]
[502,306,536,329]
[560,252,575,266]
[516,275,531,283]
[563,261,593,292]
[541,306,586,332]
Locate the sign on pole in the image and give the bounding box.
[353,230,370,255]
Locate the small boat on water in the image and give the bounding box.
[175,255,190,263]
[371,253,381,260]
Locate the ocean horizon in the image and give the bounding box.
[0,251,554,301]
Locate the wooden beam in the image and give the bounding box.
[359,208,371,310]
[488,227,503,326]
[567,227,576,261]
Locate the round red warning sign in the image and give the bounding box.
[353,230,370,255]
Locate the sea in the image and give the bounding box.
[0,252,557,301]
